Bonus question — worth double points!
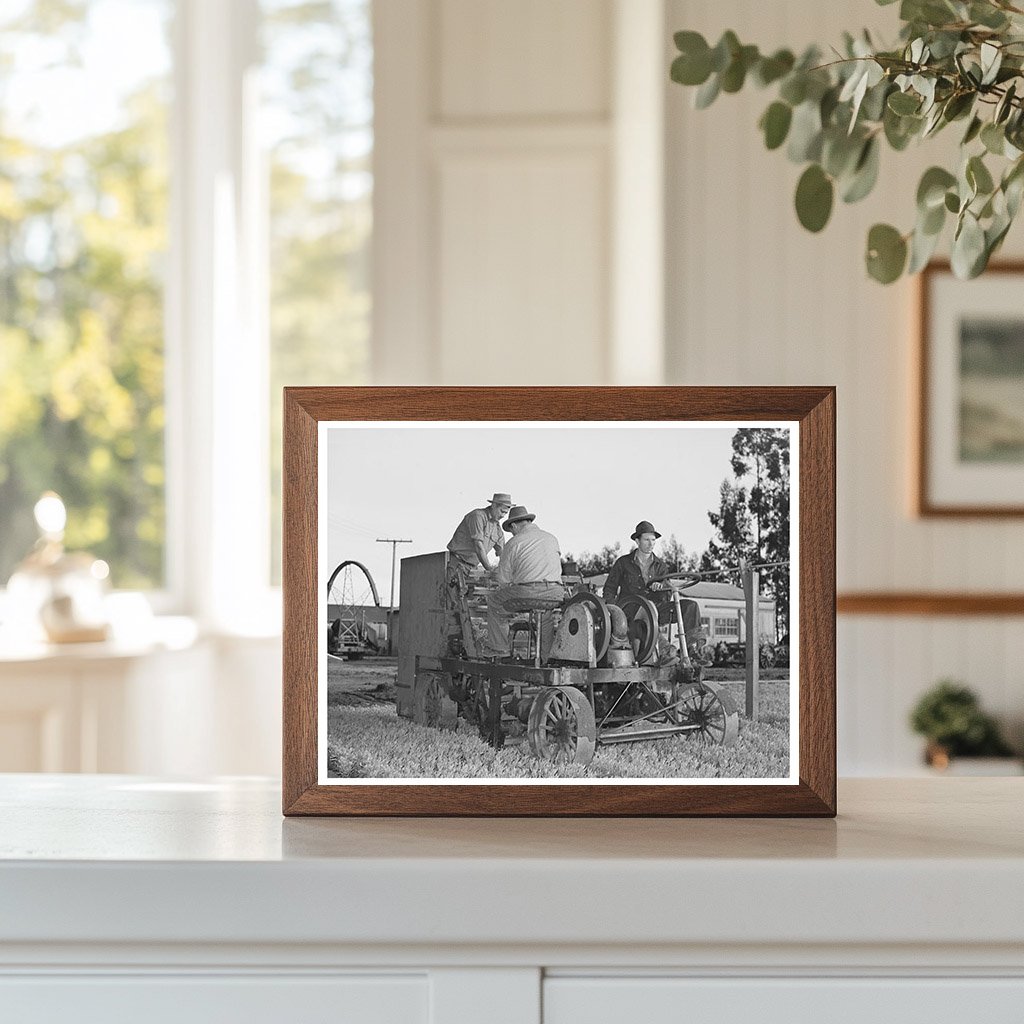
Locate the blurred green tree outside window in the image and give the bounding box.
[262,0,372,583]
[0,0,172,589]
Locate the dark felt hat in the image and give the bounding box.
[631,520,661,540]
[503,505,536,531]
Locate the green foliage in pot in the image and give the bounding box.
[909,679,1015,756]
[670,0,1024,283]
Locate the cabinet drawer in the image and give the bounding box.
[544,977,1024,1024]
[0,974,427,1024]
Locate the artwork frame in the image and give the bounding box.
[283,387,836,817]
[917,261,1024,517]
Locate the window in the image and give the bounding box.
[0,0,373,618]
[261,0,372,581]
[714,616,739,638]
[0,0,173,589]
[699,616,710,631]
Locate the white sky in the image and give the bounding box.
[325,423,789,603]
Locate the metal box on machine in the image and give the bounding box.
[395,551,451,717]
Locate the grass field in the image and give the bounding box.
[326,667,791,780]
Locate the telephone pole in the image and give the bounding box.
[377,538,411,655]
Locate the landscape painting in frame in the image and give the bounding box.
[920,262,1024,515]
[317,421,799,786]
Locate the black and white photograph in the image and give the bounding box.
[318,421,798,784]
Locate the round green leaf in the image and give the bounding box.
[787,101,823,162]
[779,74,807,106]
[866,223,908,284]
[962,116,983,145]
[795,164,834,233]
[917,166,957,210]
[842,137,880,203]
[944,190,961,214]
[760,101,792,150]
[887,90,920,116]
[967,155,995,196]
[981,122,1005,155]
[710,31,740,73]
[952,212,987,279]
[754,49,794,87]
[694,73,721,109]
[671,32,712,86]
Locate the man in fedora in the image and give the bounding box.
[603,520,697,666]
[484,506,565,660]
[447,492,513,570]
[602,521,671,608]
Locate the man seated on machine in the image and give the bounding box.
[483,506,565,661]
[446,492,513,572]
[602,520,701,666]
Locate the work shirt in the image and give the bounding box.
[447,508,505,567]
[496,522,562,585]
[603,549,671,603]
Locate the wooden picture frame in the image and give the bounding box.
[917,260,1024,517]
[283,387,836,816]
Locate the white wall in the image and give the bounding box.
[373,0,666,386]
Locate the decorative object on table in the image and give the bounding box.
[670,2,1024,283]
[281,386,836,818]
[4,491,111,644]
[910,679,1018,770]
[916,260,1024,516]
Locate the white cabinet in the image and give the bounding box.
[544,977,1024,1024]
[1,777,1022,1024]
[0,975,428,1024]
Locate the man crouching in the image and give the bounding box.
[484,506,565,661]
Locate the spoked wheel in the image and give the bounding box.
[413,673,458,731]
[527,686,597,766]
[675,678,739,746]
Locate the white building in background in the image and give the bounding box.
[585,578,778,643]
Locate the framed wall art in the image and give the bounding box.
[283,387,836,816]
[917,261,1024,517]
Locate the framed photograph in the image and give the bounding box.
[917,261,1024,516]
[283,387,835,816]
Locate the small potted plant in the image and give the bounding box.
[910,680,1019,773]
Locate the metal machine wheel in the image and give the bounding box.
[563,592,612,665]
[676,678,739,746]
[527,686,597,765]
[617,595,660,665]
[412,673,458,731]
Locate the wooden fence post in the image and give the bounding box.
[743,566,760,721]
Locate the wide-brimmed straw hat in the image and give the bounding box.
[631,520,661,540]
[503,505,536,531]
[487,492,513,507]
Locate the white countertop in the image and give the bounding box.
[1,775,1022,954]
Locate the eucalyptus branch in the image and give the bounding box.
[670,0,1024,283]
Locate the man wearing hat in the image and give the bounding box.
[484,506,565,660]
[447,493,513,570]
[603,521,699,666]
[602,521,671,608]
